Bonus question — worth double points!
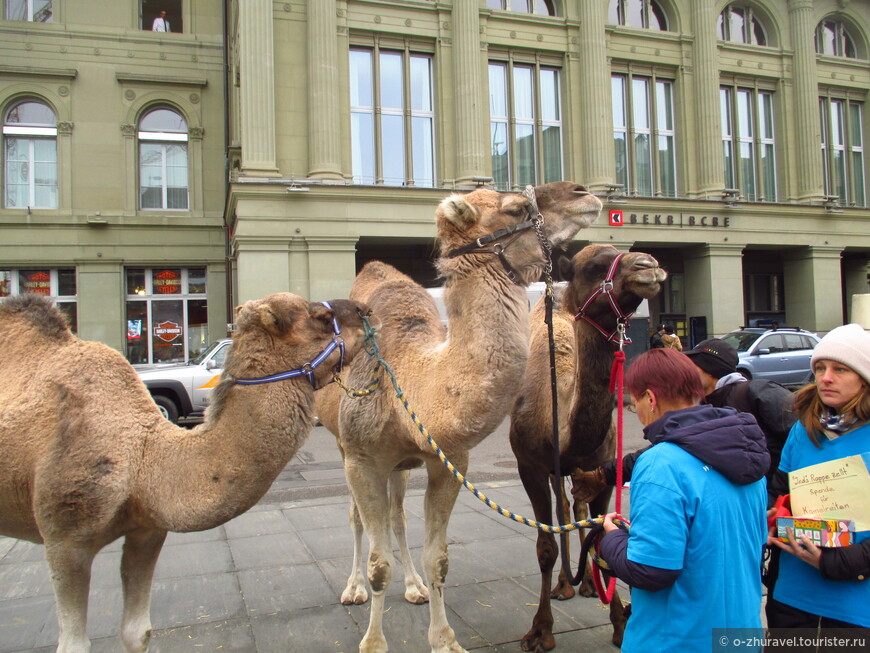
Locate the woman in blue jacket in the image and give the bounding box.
[767,323,870,628]
[599,348,769,652]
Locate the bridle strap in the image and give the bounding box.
[573,254,635,344]
[234,301,346,389]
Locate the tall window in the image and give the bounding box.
[0,268,76,329]
[720,86,776,202]
[125,267,208,365]
[820,98,866,207]
[489,62,562,192]
[138,107,189,210]
[5,0,52,21]
[815,19,857,58]
[718,5,768,46]
[486,0,556,15]
[3,100,57,209]
[608,0,668,31]
[141,0,183,33]
[612,73,676,197]
[349,47,435,187]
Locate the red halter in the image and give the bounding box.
[573,253,634,344]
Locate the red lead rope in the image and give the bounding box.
[592,348,627,604]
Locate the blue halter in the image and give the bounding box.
[233,301,346,389]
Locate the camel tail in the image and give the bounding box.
[0,293,73,342]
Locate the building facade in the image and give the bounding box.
[2,1,870,362]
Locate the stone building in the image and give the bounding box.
[2,1,869,363]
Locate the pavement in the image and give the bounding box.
[0,410,648,653]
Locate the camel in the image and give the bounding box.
[508,243,666,652]
[0,292,369,653]
[315,181,602,653]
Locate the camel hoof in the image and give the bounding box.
[404,585,429,604]
[577,579,596,598]
[520,631,556,652]
[341,586,369,605]
[550,582,575,601]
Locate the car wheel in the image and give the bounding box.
[153,395,180,423]
[737,368,752,381]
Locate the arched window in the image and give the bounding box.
[486,1,556,17]
[138,107,189,210]
[3,99,57,209]
[815,19,857,58]
[608,0,668,31]
[718,5,767,46]
[5,0,52,22]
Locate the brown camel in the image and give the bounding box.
[0,292,369,653]
[509,244,666,652]
[315,182,602,653]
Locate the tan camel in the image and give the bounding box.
[509,244,666,651]
[0,292,369,653]
[316,182,602,653]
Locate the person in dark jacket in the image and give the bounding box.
[598,348,769,651]
[573,338,795,506]
[648,324,665,349]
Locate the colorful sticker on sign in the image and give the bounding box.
[609,210,624,227]
[154,321,183,343]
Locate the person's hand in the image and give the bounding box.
[571,467,607,503]
[769,526,822,569]
[602,512,623,534]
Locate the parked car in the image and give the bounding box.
[136,338,232,423]
[719,326,821,387]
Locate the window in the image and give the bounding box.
[5,0,52,22]
[608,0,668,31]
[3,100,57,209]
[125,267,208,364]
[486,0,556,15]
[138,107,189,210]
[744,273,784,312]
[349,47,435,187]
[815,19,857,58]
[820,97,865,207]
[0,268,76,330]
[720,86,777,202]
[612,73,676,197]
[488,61,562,192]
[718,5,767,46]
[141,0,183,33]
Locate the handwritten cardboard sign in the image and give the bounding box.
[789,453,870,531]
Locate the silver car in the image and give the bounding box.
[720,327,820,387]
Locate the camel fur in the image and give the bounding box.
[316,182,602,653]
[509,244,666,651]
[0,293,368,653]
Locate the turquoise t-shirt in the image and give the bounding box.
[774,420,870,626]
[623,442,767,652]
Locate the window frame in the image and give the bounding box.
[488,58,564,192]
[137,106,190,211]
[611,69,678,198]
[3,99,58,209]
[815,18,857,59]
[720,83,778,202]
[819,95,866,207]
[608,0,668,31]
[349,44,436,188]
[486,1,557,16]
[0,267,77,330]
[717,4,768,47]
[4,0,52,22]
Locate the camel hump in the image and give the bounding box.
[0,294,72,342]
[350,261,417,305]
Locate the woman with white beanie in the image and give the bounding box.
[767,323,870,629]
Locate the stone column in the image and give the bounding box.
[453,0,486,186]
[238,0,279,175]
[684,244,745,337]
[784,246,843,331]
[690,2,723,196]
[305,237,359,302]
[235,238,291,303]
[307,0,343,179]
[788,0,824,202]
[76,261,124,351]
[577,0,614,191]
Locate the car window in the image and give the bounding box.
[782,334,805,351]
[722,331,761,352]
[211,343,230,368]
[801,335,818,350]
[758,334,785,353]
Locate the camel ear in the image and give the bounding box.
[308,302,334,327]
[558,255,575,283]
[256,304,291,336]
[436,194,479,231]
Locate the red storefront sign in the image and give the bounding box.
[153,269,181,294]
[23,271,51,295]
[154,321,183,343]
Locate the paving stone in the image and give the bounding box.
[228,531,314,570]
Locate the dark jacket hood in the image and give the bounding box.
[643,405,770,485]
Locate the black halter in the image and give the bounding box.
[572,253,634,345]
[233,301,346,389]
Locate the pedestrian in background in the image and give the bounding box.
[661,324,682,350]
[649,324,665,349]
[767,323,870,629]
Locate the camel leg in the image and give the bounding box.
[516,463,558,653]
[422,453,468,653]
[119,529,167,653]
[345,461,393,653]
[550,478,576,602]
[341,499,369,605]
[44,540,97,653]
[389,469,429,604]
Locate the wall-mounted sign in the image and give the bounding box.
[22,270,51,295]
[609,210,624,226]
[153,269,181,294]
[154,320,183,343]
[624,213,731,228]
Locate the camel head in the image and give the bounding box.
[560,244,666,340]
[434,181,602,286]
[223,293,371,389]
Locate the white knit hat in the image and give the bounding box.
[811,324,870,385]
